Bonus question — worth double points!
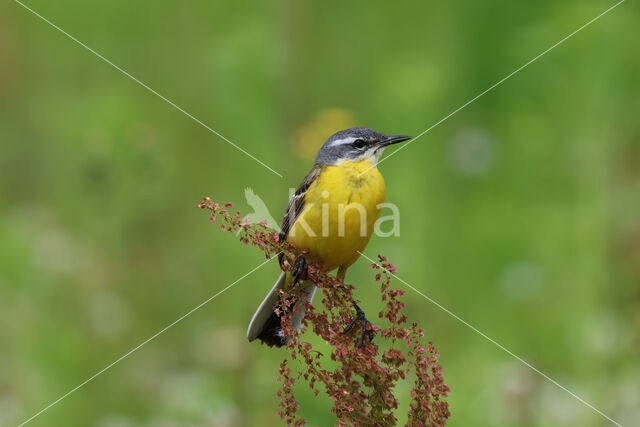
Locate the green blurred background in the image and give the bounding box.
[1,0,639,425]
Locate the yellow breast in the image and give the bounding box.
[288,159,386,271]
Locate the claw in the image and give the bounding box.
[292,256,308,286]
[343,304,376,348]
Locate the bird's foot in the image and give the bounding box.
[343,304,376,348]
[292,256,308,287]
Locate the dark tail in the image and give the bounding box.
[255,310,287,347]
[247,272,317,347]
[247,272,287,345]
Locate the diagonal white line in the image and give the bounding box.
[374,0,626,172]
[17,254,278,427]
[358,252,623,426]
[14,0,283,178]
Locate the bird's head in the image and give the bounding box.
[314,127,411,166]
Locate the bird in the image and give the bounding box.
[246,127,411,347]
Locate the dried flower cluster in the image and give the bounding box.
[199,197,450,426]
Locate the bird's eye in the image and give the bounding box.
[352,139,366,149]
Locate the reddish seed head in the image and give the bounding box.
[199,197,449,425]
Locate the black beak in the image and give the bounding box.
[381,135,412,147]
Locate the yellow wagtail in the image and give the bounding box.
[247,127,411,347]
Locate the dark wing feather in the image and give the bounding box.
[278,165,324,265]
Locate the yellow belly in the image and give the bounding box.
[288,159,386,271]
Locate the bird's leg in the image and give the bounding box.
[292,256,308,287]
[337,265,347,282]
[343,303,376,348]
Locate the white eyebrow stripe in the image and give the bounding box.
[329,137,355,147]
